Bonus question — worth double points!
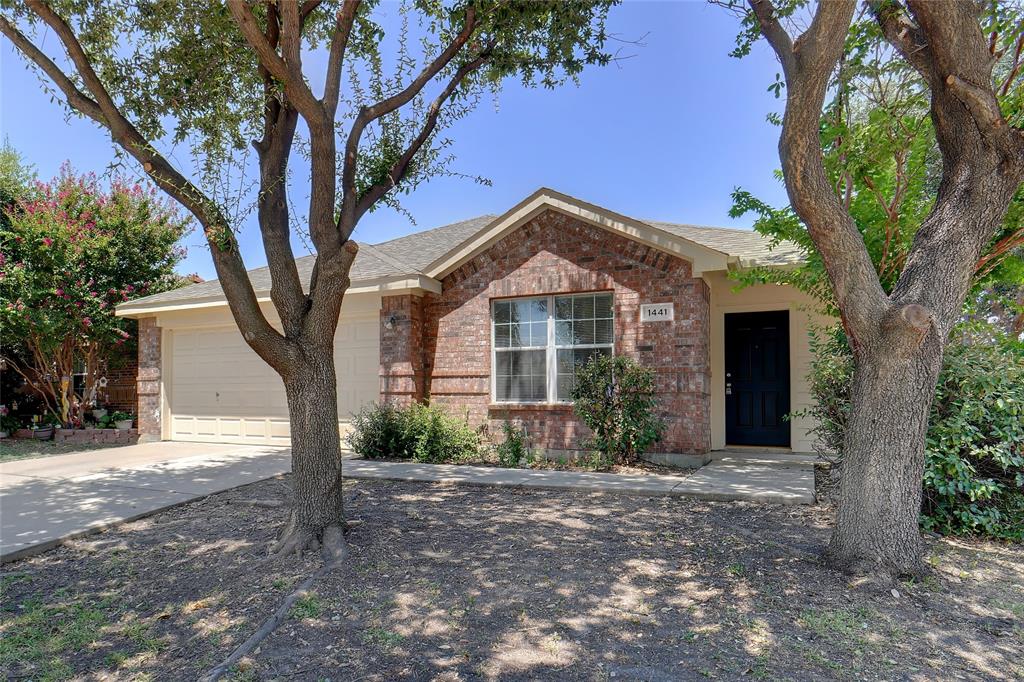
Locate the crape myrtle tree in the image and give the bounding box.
[727,0,1024,577]
[0,162,189,426]
[0,0,617,564]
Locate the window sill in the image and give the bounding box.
[488,403,574,412]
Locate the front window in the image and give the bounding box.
[492,293,614,403]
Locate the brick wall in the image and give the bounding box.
[380,293,427,405]
[136,317,162,440]
[415,209,712,455]
[102,356,138,413]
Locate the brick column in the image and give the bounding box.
[136,317,162,441]
[379,294,425,405]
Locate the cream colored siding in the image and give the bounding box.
[156,295,381,445]
[704,271,832,453]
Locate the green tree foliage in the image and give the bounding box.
[727,7,1024,313]
[0,162,189,425]
[801,324,1024,540]
[571,354,663,465]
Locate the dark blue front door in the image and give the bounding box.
[725,310,790,447]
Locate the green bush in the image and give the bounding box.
[800,324,1024,540]
[923,338,1024,539]
[346,401,482,464]
[496,420,531,468]
[571,354,664,465]
[346,402,406,459]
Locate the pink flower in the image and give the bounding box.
[82,317,92,326]
[55,288,64,296]
[42,237,53,247]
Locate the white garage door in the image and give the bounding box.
[168,314,379,445]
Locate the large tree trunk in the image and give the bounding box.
[826,333,945,578]
[274,342,347,564]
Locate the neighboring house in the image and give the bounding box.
[116,188,826,462]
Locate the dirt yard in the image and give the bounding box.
[1,477,1020,681]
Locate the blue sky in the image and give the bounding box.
[1,1,788,281]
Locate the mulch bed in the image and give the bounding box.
[1,476,1021,681]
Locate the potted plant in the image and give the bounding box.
[112,411,134,430]
[31,420,54,440]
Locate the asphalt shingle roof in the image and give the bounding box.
[119,206,803,311]
[644,221,805,267]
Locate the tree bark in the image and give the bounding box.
[273,342,347,564]
[827,329,944,577]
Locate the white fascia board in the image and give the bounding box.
[115,274,441,318]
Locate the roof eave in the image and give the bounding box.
[115,274,441,318]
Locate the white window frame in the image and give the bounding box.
[491,292,614,405]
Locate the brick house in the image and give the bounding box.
[117,189,826,461]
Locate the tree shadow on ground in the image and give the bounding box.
[257,481,1022,681]
[1,477,1021,681]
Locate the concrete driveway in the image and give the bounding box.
[0,441,290,563]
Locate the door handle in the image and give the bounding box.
[725,382,732,395]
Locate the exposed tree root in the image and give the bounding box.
[198,565,329,682]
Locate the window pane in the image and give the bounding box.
[556,349,575,374]
[494,301,511,324]
[497,350,546,402]
[530,321,547,346]
[595,319,613,345]
[495,324,510,348]
[557,375,574,401]
[495,375,512,401]
[573,295,595,320]
[575,348,600,368]
[512,299,540,324]
[555,320,572,345]
[573,319,596,345]
[495,351,511,376]
[554,297,573,320]
[532,298,548,322]
[594,293,613,319]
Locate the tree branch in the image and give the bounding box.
[748,0,795,77]
[749,0,888,344]
[353,49,491,223]
[338,5,479,238]
[870,0,934,78]
[226,0,324,123]
[14,0,289,369]
[323,0,361,118]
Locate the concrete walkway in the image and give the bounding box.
[344,458,814,504]
[1,442,814,563]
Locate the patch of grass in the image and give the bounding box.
[363,626,405,649]
[290,592,323,620]
[0,571,32,593]
[0,596,110,680]
[105,651,130,668]
[726,562,746,577]
[798,606,873,641]
[123,620,167,652]
[271,577,291,591]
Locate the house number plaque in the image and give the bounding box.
[640,303,674,323]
